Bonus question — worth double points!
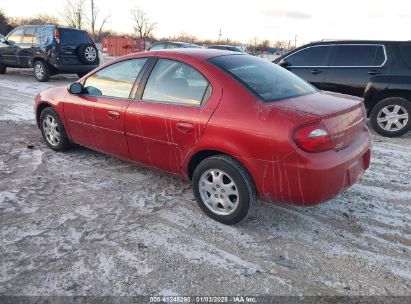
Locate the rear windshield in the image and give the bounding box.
[209,55,316,101]
[59,28,92,46]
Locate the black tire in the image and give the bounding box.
[192,155,256,225]
[370,97,411,137]
[77,43,98,65]
[0,62,6,74]
[34,60,50,82]
[39,107,72,151]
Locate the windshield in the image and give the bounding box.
[209,55,316,101]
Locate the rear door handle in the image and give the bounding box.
[368,70,382,75]
[311,69,322,75]
[176,122,194,134]
[108,110,120,120]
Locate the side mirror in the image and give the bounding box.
[0,37,5,43]
[69,82,83,95]
[279,59,291,68]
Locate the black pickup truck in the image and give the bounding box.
[274,41,411,137]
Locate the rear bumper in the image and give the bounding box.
[51,64,98,73]
[257,130,372,206]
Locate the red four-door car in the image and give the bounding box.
[35,49,371,224]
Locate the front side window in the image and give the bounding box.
[7,28,24,43]
[142,59,210,106]
[331,45,385,67]
[286,45,332,66]
[209,55,316,102]
[84,58,147,98]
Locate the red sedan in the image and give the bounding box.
[35,49,371,224]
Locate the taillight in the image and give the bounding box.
[54,27,60,43]
[293,123,333,153]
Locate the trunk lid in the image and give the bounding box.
[273,91,366,151]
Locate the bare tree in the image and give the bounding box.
[176,32,197,43]
[130,7,156,41]
[62,0,86,29]
[87,0,110,41]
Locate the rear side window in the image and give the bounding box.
[22,27,36,44]
[399,44,411,68]
[285,45,332,66]
[7,28,24,43]
[142,59,210,106]
[331,45,385,67]
[84,58,147,98]
[59,28,92,46]
[209,55,316,102]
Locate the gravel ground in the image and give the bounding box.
[0,68,410,297]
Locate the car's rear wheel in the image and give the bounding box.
[40,107,72,151]
[192,155,256,225]
[370,97,411,137]
[34,60,50,82]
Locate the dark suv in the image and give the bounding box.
[0,25,100,82]
[274,41,411,137]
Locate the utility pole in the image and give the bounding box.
[294,34,297,48]
[218,29,222,42]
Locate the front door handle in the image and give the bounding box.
[108,110,120,120]
[311,69,322,75]
[368,70,382,75]
[176,122,194,134]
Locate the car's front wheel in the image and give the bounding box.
[40,107,72,151]
[370,97,411,137]
[192,155,256,225]
[34,60,50,82]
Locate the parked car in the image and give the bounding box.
[0,25,100,82]
[35,49,371,224]
[147,41,201,51]
[274,40,411,137]
[207,45,245,53]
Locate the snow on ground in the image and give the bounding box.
[0,68,410,296]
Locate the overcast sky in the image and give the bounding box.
[2,0,410,45]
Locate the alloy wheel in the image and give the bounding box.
[377,105,409,132]
[42,115,61,146]
[85,46,97,62]
[199,169,239,216]
[35,63,44,79]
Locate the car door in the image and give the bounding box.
[81,58,149,158]
[280,45,334,89]
[19,26,38,67]
[125,57,222,173]
[322,44,390,97]
[1,27,24,66]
